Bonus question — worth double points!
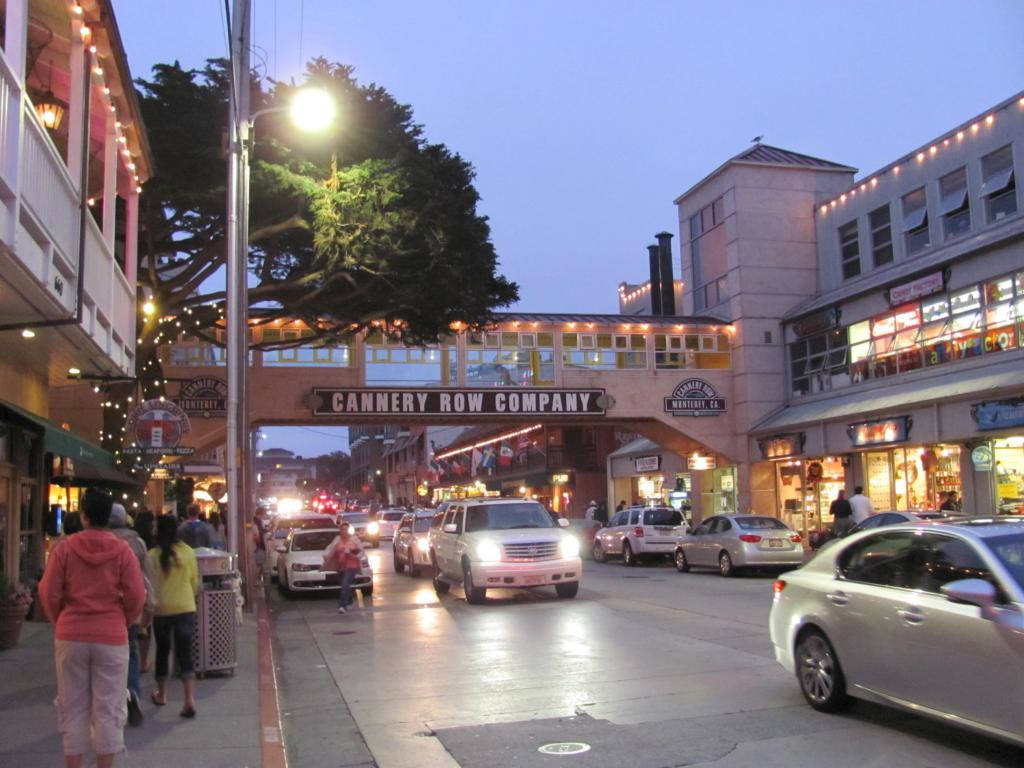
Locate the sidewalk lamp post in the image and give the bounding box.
[226,0,335,604]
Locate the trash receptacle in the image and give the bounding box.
[191,548,238,676]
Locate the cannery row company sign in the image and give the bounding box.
[664,379,726,417]
[311,388,608,417]
[174,377,227,418]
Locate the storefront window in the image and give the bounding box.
[863,444,961,511]
[993,437,1024,515]
[775,457,846,538]
[702,467,736,517]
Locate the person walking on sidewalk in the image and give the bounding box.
[324,521,363,614]
[177,503,215,549]
[830,490,855,537]
[38,488,146,768]
[109,503,156,726]
[148,514,200,718]
[848,486,874,524]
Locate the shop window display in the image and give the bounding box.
[993,437,1024,515]
[863,444,961,511]
[775,457,846,539]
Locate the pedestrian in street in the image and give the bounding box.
[940,490,961,513]
[109,503,156,726]
[848,486,874,524]
[615,500,626,513]
[596,501,608,524]
[208,511,228,550]
[830,490,854,537]
[177,503,215,549]
[148,514,199,718]
[38,488,146,768]
[324,521,363,614]
[584,500,597,520]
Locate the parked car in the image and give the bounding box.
[340,511,380,548]
[769,517,1024,746]
[377,508,407,540]
[566,519,603,559]
[815,511,954,552]
[393,509,436,576]
[265,513,336,578]
[275,527,373,597]
[675,514,803,576]
[428,498,582,603]
[592,505,688,565]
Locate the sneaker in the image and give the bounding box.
[127,690,144,726]
[337,605,347,614]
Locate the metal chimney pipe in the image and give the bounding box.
[656,232,676,315]
[647,244,663,315]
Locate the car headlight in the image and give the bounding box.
[476,539,502,563]
[560,536,580,559]
[291,562,319,571]
[366,521,380,535]
[416,537,429,552]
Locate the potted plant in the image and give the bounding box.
[0,574,33,650]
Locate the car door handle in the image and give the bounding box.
[826,591,848,606]
[897,607,925,624]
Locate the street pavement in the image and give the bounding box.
[269,547,1023,768]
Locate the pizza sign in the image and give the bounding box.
[664,379,726,417]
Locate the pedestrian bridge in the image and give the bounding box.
[160,312,741,463]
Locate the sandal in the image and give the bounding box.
[180,706,196,718]
[151,692,166,706]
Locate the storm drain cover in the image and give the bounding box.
[537,742,591,756]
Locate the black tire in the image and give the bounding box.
[393,547,405,574]
[719,551,735,577]
[432,558,450,595]
[360,585,373,597]
[277,570,291,597]
[462,561,487,605]
[674,548,690,573]
[555,581,579,599]
[622,541,638,567]
[795,629,852,712]
[592,541,605,563]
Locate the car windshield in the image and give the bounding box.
[344,513,370,524]
[988,533,1024,590]
[735,516,789,530]
[413,519,432,533]
[465,503,556,532]
[291,531,337,552]
[643,508,683,526]
[381,511,405,521]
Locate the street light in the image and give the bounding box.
[226,0,336,606]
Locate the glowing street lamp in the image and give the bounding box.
[289,88,336,133]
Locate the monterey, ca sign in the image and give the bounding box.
[311,388,607,418]
[664,379,726,417]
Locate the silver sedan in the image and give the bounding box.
[674,514,804,576]
[769,518,1024,747]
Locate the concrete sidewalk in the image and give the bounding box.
[0,614,262,767]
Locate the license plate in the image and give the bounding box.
[524,575,545,585]
[655,527,674,533]
[769,539,783,548]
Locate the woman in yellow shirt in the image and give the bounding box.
[147,514,199,717]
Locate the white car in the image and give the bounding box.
[377,508,407,540]
[770,518,1024,746]
[592,505,689,566]
[393,509,436,576]
[264,513,336,578]
[428,498,582,603]
[276,527,373,596]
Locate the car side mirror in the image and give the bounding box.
[275,543,288,553]
[558,518,569,528]
[941,578,996,609]
[442,523,458,534]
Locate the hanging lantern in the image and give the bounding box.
[35,98,65,129]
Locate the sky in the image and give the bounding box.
[112,1,1024,456]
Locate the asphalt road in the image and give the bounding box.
[268,546,1022,768]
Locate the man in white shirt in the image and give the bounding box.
[848,486,874,524]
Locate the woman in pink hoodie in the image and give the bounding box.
[39,489,146,768]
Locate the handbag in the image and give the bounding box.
[322,538,342,571]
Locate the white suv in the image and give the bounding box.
[427,498,582,603]
[593,505,689,566]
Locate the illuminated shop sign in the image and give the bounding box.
[687,454,716,470]
[792,308,839,338]
[634,455,661,473]
[972,399,1024,431]
[311,388,606,417]
[847,417,912,447]
[664,379,726,416]
[757,433,806,460]
[551,473,570,485]
[887,270,946,306]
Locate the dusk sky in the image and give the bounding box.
[113,1,1024,456]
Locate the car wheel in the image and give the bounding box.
[555,581,579,599]
[462,561,487,605]
[592,541,605,562]
[674,549,690,573]
[718,551,734,577]
[277,570,291,597]
[360,585,374,597]
[622,541,638,567]
[393,547,405,574]
[795,629,852,712]
[432,557,450,595]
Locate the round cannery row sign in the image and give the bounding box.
[664,378,726,417]
[124,399,193,454]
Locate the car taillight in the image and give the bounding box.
[790,534,802,543]
[773,579,786,594]
[634,527,645,537]
[739,534,761,543]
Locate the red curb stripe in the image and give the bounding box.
[256,589,288,768]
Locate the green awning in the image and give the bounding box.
[0,399,114,469]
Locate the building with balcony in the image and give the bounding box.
[752,92,1024,534]
[0,0,151,581]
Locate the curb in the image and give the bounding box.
[256,587,288,768]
